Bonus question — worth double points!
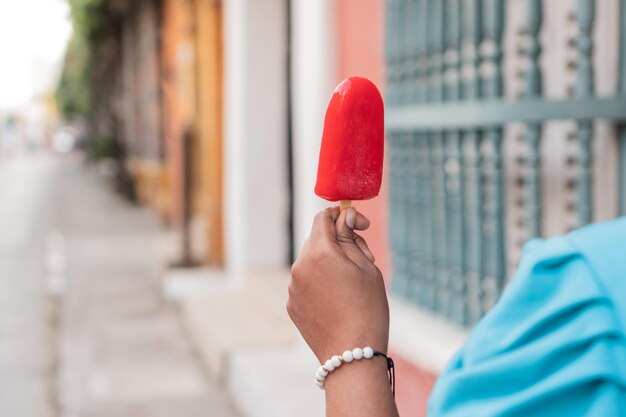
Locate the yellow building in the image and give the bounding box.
[100,0,224,265]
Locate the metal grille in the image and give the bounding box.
[386,0,626,326]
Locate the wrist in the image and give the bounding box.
[323,353,389,390]
[324,354,398,417]
[310,340,397,417]
[315,346,394,396]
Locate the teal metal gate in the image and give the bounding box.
[386,0,626,326]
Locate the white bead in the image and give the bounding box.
[315,378,325,389]
[317,366,328,378]
[315,371,325,382]
[331,355,342,368]
[363,347,374,359]
[342,350,354,363]
[324,359,335,372]
[352,347,364,360]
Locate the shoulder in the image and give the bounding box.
[428,218,626,417]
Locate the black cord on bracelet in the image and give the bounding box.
[373,351,395,397]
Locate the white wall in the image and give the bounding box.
[223,0,289,276]
[290,0,338,253]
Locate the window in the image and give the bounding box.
[385,0,626,326]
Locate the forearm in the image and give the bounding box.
[325,356,399,417]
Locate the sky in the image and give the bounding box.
[0,0,72,111]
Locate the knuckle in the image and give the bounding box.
[369,264,384,280]
[290,261,300,277]
[313,208,336,227]
[291,242,336,281]
[307,249,322,263]
[313,210,326,225]
[336,232,356,245]
[309,245,330,263]
[285,299,295,318]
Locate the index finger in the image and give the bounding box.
[309,207,340,242]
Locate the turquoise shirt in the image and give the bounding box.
[428,217,626,416]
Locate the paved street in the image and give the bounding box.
[0,152,239,417]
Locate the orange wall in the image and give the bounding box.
[162,0,224,263]
[335,1,436,415]
[193,0,224,265]
[161,0,185,226]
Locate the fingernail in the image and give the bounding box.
[346,208,356,229]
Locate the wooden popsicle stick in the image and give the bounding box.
[339,200,352,212]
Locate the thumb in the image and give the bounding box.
[335,207,356,241]
[335,207,371,266]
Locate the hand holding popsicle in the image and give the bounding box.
[289,78,388,359]
[287,206,395,416]
[288,207,387,360]
[288,77,397,416]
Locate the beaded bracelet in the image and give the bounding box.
[314,347,395,395]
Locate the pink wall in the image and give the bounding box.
[335,1,437,415]
[335,0,389,286]
[392,353,437,417]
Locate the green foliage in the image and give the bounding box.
[55,0,106,120]
[87,135,121,160]
[66,0,107,43]
[56,35,90,118]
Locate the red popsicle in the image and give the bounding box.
[315,76,384,210]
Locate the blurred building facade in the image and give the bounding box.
[77,0,626,416]
[89,0,224,265]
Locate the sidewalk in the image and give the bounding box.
[45,154,239,417]
[0,153,58,417]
